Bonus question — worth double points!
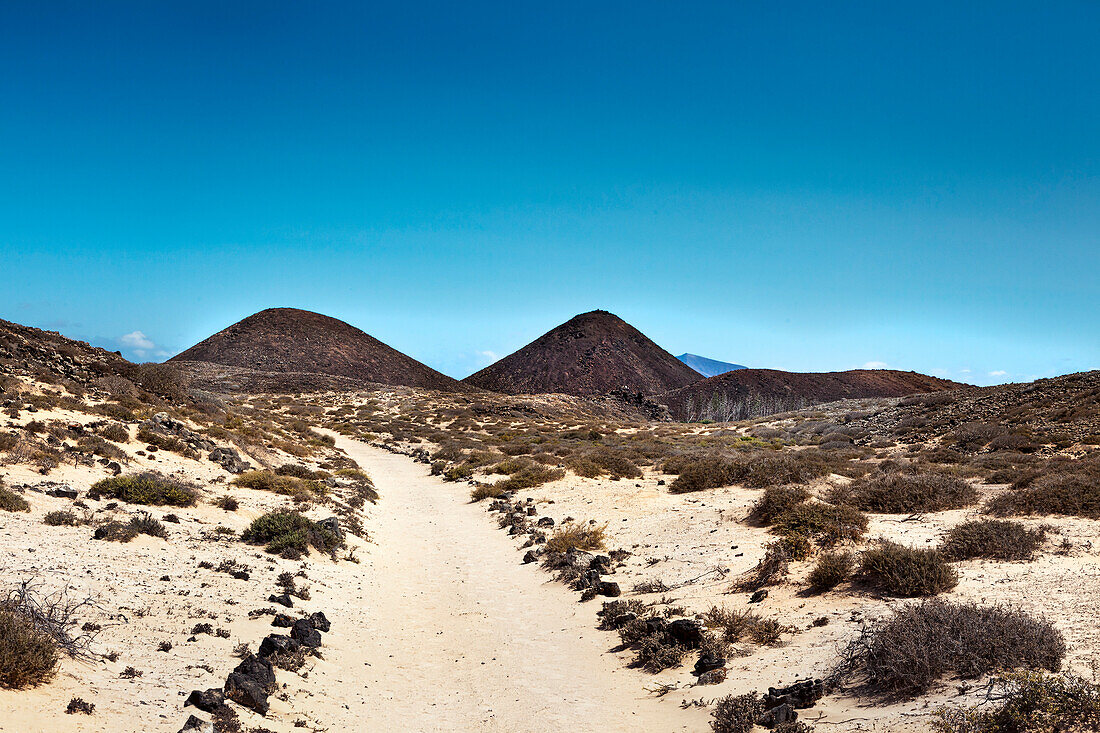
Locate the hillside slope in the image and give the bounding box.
[463,310,703,396]
[662,367,966,421]
[171,308,467,392]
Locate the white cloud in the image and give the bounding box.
[959,368,971,374]
[862,361,888,369]
[119,331,155,350]
[988,370,1008,377]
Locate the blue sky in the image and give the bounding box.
[2,1,1097,385]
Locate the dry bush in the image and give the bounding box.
[711,693,764,733]
[749,484,811,525]
[633,632,688,673]
[470,484,505,502]
[936,671,1100,733]
[88,472,197,506]
[94,511,167,542]
[566,447,642,479]
[0,481,30,512]
[858,541,958,596]
[704,606,787,646]
[496,464,564,492]
[97,422,130,443]
[545,521,606,553]
[0,608,59,688]
[807,551,854,592]
[43,510,81,527]
[771,501,868,547]
[939,519,1046,562]
[214,495,239,511]
[830,600,1065,697]
[985,460,1100,519]
[734,541,792,591]
[829,469,978,513]
[232,470,323,498]
[670,451,832,494]
[668,456,743,493]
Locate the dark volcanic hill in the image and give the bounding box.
[171,308,467,392]
[463,310,703,396]
[661,368,966,421]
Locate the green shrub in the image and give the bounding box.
[670,452,831,494]
[88,472,196,506]
[443,463,474,481]
[232,470,322,497]
[0,608,59,688]
[936,671,1100,732]
[807,551,854,592]
[0,483,30,512]
[831,600,1064,697]
[771,501,868,547]
[858,541,958,596]
[241,510,342,559]
[939,519,1046,561]
[545,521,606,553]
[668,456,742,493]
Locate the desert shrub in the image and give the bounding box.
[469,484,505,502]
[545,521,606,553]
[135,426,192,456]
[711,693,765,733]
[274,463,325,479]
[443,463,474,481]
[670,452,831,494]
[771,501,868,547]
[0,483,30,512]
[985,461,1100,519]
[936,671,1100,733]
[704,607,788,646]
[496,464,564,492]
[88,472,197,506]
[858,541,957,596]
[0,608,59,688]
[232,470,322,497]
[597,599,648,630]
[566,448,642,479]
[335,467,369,480]
[829,470,978,513]
[831,600,1064,697]
[807,551,854,592]
[939,519,1046,562]
[668,456,742,493]
[214,495,239,511]
[43,510,80,527]
[734,541,792,591]
[749,484,811,525]
[241,510,342,558]
[0,431,19,451]
[76,434,127,461]
[94,512,166,542]
[633,632,687,673]
[127,362,188,401]
[97,423,130,443]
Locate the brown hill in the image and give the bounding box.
[662,368,966,421]
[171,308,467,393]
[463,310,703,396]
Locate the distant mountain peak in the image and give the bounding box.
[463,311,702,396]
[676,353,747,378]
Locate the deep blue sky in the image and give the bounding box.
[3,2,1097,385]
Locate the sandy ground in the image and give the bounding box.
[0,433,708,732]
[317,436,705,732]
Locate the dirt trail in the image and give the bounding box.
[314,437,704,732]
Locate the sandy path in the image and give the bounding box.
[313,437,704,732]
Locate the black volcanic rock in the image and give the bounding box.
[171,307,468,393]
[463,310,702,396]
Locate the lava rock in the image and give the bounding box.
[268,593,293,608]
[308,611,331,633]
[758,703,797,728]
[697,668,728,685]
[271,613,294,628]
[232,653,276,693]
[749,589,769,604]
[763,679,825,709]
[291,618,322,648]
[536,516,555,528]
[179,715,214,733]
[522,550,538,564]
[223,673,269,715]
[667,619,704,648]
[694,653,727,675]
[184,688,225,713]
[596,581,621,597]
[258,634,301,658]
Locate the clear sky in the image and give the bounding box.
[2,2,1097,385]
